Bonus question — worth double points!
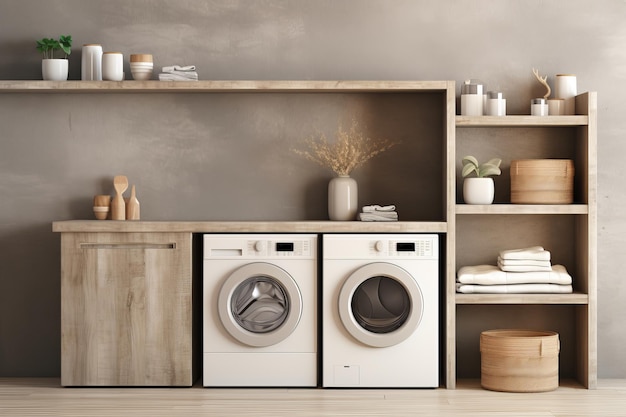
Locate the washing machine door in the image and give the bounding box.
[218,262,303,347]
[338,262,423,348]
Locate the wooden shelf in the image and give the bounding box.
[455,204,588,215]
[455,292,589,305]
[456,115,589,127]
[0,80,452,94]
[52,220,448,234]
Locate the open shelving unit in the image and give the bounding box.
[448,92,597,389]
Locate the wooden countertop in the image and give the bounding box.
[52,220,448,233]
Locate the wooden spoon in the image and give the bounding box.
[111,175,128,220]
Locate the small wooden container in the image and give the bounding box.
[480,329,560,393]
[510,159,574,204]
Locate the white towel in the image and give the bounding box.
[457,264,572,285]
[158,73,198,82]
[162,65,196,72]
[362,205,396,212]
[497,257,552,272]
[358,212,398,222]
[456,283,573,294]
[499,246,551,261]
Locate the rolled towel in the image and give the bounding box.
[162,65,196,72]
[457,264,572,285]
[362,204,396,212]
[456,283,573,294]
[499,246,551,261]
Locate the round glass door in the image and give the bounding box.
[218,262,302,347]
[351,276,411,334]
[338,263,423,348]
[231,276,289,333]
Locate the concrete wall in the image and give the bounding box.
[0,0,624,378]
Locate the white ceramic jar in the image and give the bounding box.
[102,52,124,81]
[81,44,103,81]
[554,74,577,115]
[486,91,506,116]
[531,98,549,116]
[461,80,484,116]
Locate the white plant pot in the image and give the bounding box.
[463,177,495,205]
[42,59,68,81]
[328,175,358,220]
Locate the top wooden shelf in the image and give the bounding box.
[456,115,589,126]
[51,220,448,234]
[0,80,453,93]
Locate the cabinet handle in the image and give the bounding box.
[79,243,177,250]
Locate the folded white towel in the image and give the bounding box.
[359,212,398,222]
[456,283,573,294]
[499,246,551,261]
[158,73,198,82]
[497,257,552,267]
[362,205,396,212]
[162,65,196,72]
[497,257,552,272]
[457,264,572,285]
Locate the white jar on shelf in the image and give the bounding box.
[81,44,103,81]
[461,80,484,116]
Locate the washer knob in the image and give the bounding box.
[374,240,385,252]
[253,241,265,252]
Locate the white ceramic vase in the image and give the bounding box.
[42,59,68,81]
[328,175,358,220]
[463,177,495,205]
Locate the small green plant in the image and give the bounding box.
[36,35,72,59]
[461,155,502,178]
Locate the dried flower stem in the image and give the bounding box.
[293,119,399,176]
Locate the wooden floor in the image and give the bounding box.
[1,379,625,417]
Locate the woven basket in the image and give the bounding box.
[480,329,560,392]
[510,159,574,204]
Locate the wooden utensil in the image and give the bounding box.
[111,175,128,220]
[126,185,140,220]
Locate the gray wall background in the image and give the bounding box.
[0,0,624,379]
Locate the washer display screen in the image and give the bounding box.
[351,276,411,334]
[231,276,290,333]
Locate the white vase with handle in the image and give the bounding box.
[328,175,358,220]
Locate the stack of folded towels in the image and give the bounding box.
[358,205,398,222]
[158,65,198,81]
[456,246,573,294]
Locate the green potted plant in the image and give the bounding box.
[36,35,72,81]
[461,155,502,204]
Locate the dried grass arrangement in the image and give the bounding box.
[292,119,399,176]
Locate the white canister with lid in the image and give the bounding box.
[461,80,484,116]
[531,98,549,116]
[554,74,577,115]
[102,52,123,81]
[81,44,103,81]
[486,91,506,116]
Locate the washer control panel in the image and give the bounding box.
[204,234,316,259]
[323,234,438,260]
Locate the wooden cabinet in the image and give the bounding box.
[446,93,597,389]
[60,232,196,386]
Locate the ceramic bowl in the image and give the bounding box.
[93,206,109,220]
[130,54,153,63]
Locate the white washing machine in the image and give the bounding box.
[322,234,439,388]
[203,234,317,387]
